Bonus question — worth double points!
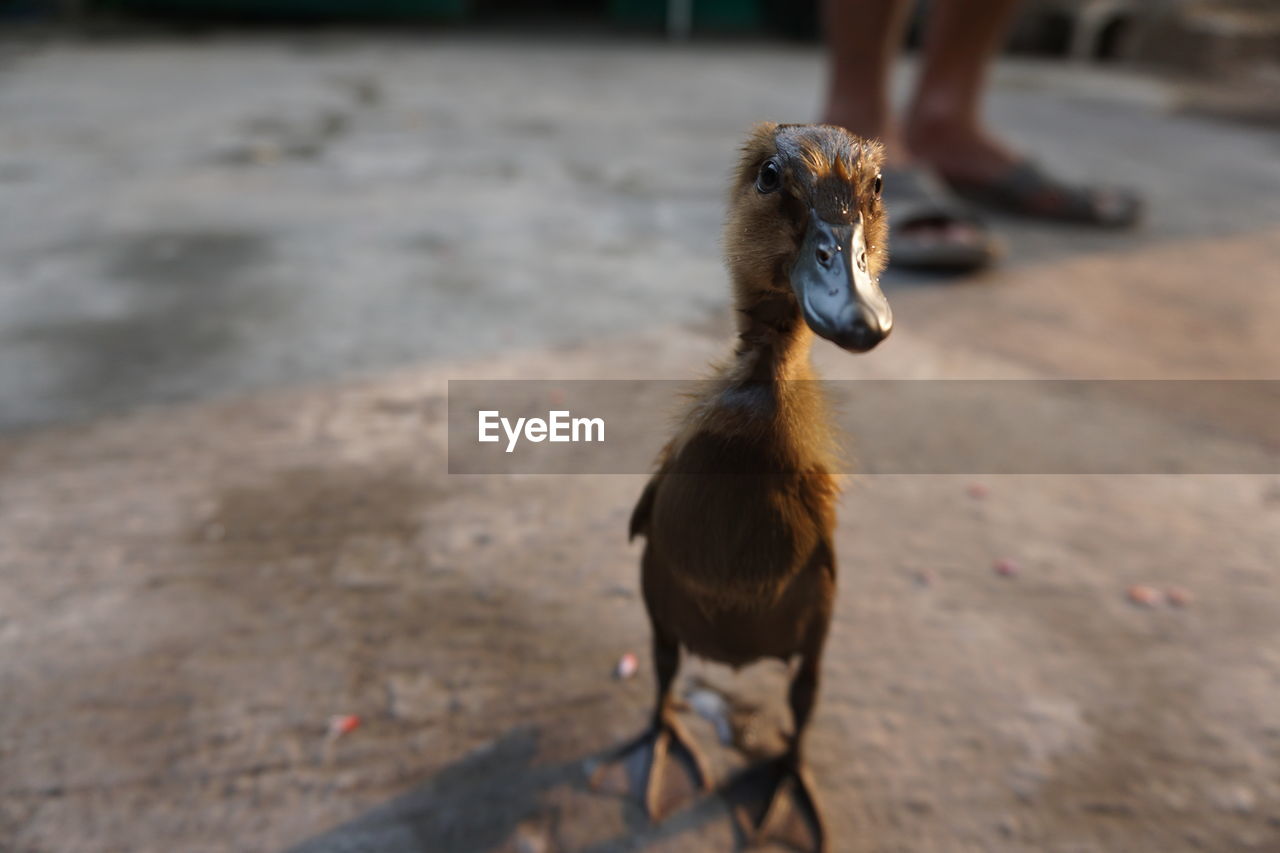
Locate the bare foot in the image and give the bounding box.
[904,112,1022,186]
[904,111,1142,227]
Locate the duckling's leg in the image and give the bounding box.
[589,625,712,821]
[729,624,829,852]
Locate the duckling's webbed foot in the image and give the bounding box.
[726,753,826,853]
[588,712,712,821]
[728,638,828,851]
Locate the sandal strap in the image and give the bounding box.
[880,166,998,273]
[950,160,1142,227]
[882,166,985,229]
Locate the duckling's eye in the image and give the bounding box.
[873,173,883,198]
[755,159,782,194]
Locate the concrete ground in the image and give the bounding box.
[0,31,1278,853]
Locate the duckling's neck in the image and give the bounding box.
[731,292,815,384]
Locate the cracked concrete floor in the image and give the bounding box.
[0,31,1278,853]
[1,32,1279,430]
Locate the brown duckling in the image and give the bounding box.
[596,122,891,851]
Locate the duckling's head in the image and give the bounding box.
[725,122,891,353]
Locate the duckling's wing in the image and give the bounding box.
[629,476,659,542]
[631,440,678,541]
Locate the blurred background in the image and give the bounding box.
[1,2,1278,852]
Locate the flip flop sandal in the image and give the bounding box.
[882,165,1000,273]
[948,160,1143,228]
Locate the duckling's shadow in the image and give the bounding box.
[286,727,564,853]
[284,726,739,853]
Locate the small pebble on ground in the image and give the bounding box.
[1127,585,1163,607]
[994,558,1021,578]
[326,714,361,740]
[614,652,638,680]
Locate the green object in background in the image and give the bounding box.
[100,0,469,19]
[611,0,762,32]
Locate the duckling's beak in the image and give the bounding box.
[790,212,892,352]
